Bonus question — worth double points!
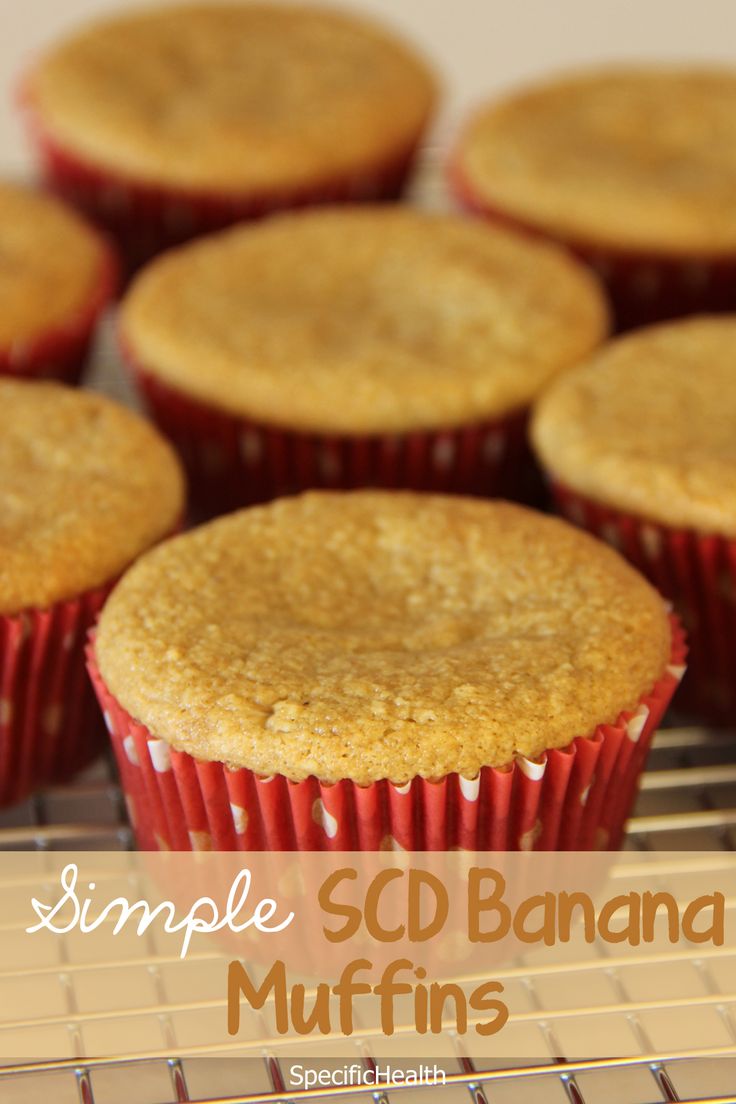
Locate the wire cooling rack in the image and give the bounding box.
[0,725,734,1103]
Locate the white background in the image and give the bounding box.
[3,0,736,174]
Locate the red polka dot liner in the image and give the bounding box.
[553,483,736,726]
[87,618,684,852]
[130,364,540,518]
[0,584,113,807]
[22,99,422,275]
[0,239,117,385]
[449,161,736,332]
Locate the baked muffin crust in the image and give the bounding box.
[95,492,670,784]
[532,316,736,537]
[455,68,736,256]
[121,206,608,433]
[0,183,109,348]
[27,3,436,194]
[0,381,185,614]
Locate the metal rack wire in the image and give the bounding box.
[0,726,734,1103]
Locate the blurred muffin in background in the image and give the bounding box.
[532,314,736,723]
[120,205,609,516]
[0,182,115,383]
[21,2,437,270]
[452,68,736,330]
[0,380,184,806]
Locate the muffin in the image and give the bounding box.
[0,182,115,383]
[21,3,436,271]
[532,314,736,722]
[452,68,736,330]
[88,491,682,851]
[120,205,609,515]
[0,381,185,805]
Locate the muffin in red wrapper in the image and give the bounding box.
[532,315,736,724]
[120,206,609,516]
[0,182,115,384]
[0,381,185,806]
[20,3,436,273]
[451,68,736,331]
[548,488,733,728]
[1,586,112,806]
[88,492,682,852]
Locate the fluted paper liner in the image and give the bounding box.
[87,619,684,851]
[129,361,540,517]
[0,585,113,806]
[553,483,736,724]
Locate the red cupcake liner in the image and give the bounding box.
[0,584,114,807]
[21,96,422,275]
[0,233,117,385]
[552,483,736,725]
[130,364,542,518]
[87,618,684,852]
[450,161,736,332]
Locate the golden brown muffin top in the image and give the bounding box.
[532,316,736,537]
[27,3,436,194]
[455,68,736,256]
[0,183,109,349]
[121,206,608,433]
[0,381,185,614]
[95,491,670,784]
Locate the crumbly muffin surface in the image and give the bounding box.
[532,316,736,537]
[96,492,670,784]
[456,68,736,255]
[28,3,436,193]
[0,382,185,614]
[0,183,108,348]
[121,206,608,433]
